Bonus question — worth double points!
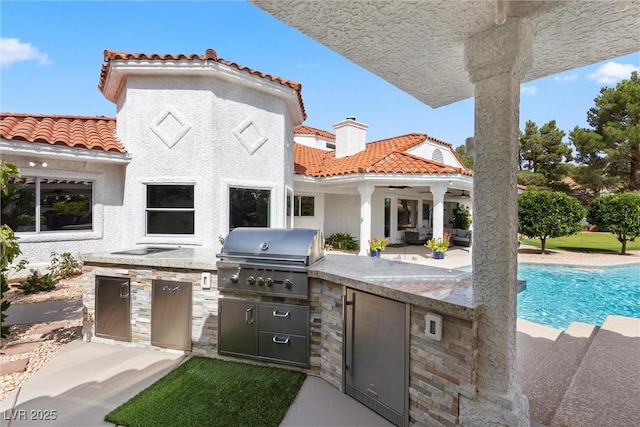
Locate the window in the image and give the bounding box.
[146,185,194,235]
[292,195,314,217]
[229,187,271,229]
[397,199,418,230]
[1,177,92,232]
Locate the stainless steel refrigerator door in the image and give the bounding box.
[218,299,258,357]
[151,280,192,351]
[95,276,131,341]
[345,289,407,426]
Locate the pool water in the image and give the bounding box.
[516,264,640,330]
[460,264,640,330]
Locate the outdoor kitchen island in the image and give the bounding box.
[82,249,478,427]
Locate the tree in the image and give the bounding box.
[587,192,640,255]
[455,144,474,170]
[519,119,572,185]
[518,189,586,254]
[570,71,640,192]
[1,161,22,338]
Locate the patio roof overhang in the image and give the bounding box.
[250,0,638,108]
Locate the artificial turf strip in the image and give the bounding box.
[104,356,306,427]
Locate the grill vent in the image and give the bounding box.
[345,383,404,426]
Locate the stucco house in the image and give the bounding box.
[1,48,472,266]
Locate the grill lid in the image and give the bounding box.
[218,228,324,266]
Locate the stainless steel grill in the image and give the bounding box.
[217,228,323,367]
[217,228,324,300]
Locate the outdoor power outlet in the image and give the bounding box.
[201,272,212,289]
[425,312,443,341]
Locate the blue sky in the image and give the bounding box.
[1,1,638,148]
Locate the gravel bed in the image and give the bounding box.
[1,275,84,401]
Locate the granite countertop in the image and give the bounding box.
[82,247,218,270]
[309,254,476,319]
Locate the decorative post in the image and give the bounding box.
[357,182,374,256]
[430,182,447,241]
[460,17,533,426]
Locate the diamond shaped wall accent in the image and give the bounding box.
[149,106,191,148]
[233,116,268,155]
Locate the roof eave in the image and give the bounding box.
[1,139,131,165]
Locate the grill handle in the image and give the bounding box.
[272,335,290,345]
[245,306,255,325]
[272,309,290,318]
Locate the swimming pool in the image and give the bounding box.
[516,263,640,330]
[461,263,640,330]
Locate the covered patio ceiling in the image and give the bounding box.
[251,0,638,108]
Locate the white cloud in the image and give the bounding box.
[587,61,639,84]
[554,73,578,83]
[0,38,51,67]
[296,63,319,69]
[521,85,538,96]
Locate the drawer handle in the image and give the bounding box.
[272,309,290,318]
[272,335,290,345]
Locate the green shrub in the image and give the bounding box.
[325,232,359,251]
[18,270,58,294]
[49,251,80,280]
[450,205,471,230]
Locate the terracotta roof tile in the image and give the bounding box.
[294,125,336,140]
[0,113,124,153]
[99,49,306,120]
[294,133,472,178]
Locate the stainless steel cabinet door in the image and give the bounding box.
[95,276,131,341]
[219,299,258,357]
[345,289,407,426]
[151,280,192,351]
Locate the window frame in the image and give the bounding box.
[2,176,94,234]
[144,184,196,236]
[292,195,315,217]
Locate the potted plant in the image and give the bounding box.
[369,236,389,257]
[425,232,451,259]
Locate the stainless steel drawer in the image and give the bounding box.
[258,332,309,367]
[258,303,309,336]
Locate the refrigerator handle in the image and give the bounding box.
[119,282,129,298]
[345,292,355,371]
[245,306,255,325]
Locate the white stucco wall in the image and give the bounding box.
[324,193,360,239]
[115,73,296,252]
[406,141,463,168]
[2,154,126,266]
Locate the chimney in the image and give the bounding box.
[333,116,369,158]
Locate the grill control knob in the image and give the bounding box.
[247,276,256,286]
[257,277,265,286]
[284,279,293,289]
[265,278,273,287]
[230,274,239,284]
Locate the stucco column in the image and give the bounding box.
[431,182,447,240]
[459,18,532,427]
[357,182,374,256]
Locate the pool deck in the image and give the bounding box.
[371,244,640,269]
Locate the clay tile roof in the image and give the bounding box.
[294,125,336,140]
[294,133,472,178]
[99,49,306,120]
[0,113,125,153]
